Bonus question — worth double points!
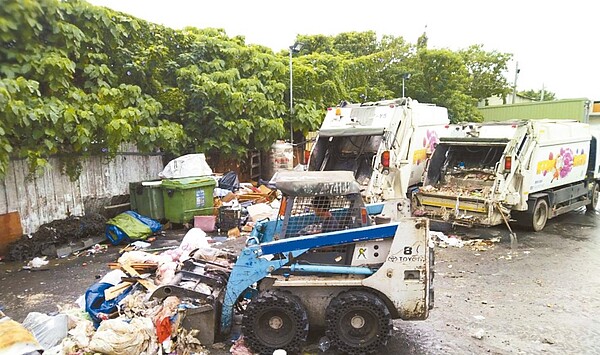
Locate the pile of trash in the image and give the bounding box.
[430,231,501,250]
[6,228,250,355]
[7,214,107,261]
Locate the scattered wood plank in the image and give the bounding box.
[137,278,157,292]
[121,263,141,278]
[108,262,158,272]
[0,212,23,256]
[121,276,157,292]
[104,281,134,301]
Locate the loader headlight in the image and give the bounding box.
[404,270,421,280]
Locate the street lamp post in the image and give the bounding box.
[289,41,304,144]
[511,61,520,104]
[401,73,411,98]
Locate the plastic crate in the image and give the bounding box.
[218,207,241,231]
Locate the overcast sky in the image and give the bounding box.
[88,0,598,100]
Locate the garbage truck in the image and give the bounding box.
[150,171,434,354]
[306,97,450,202]
[412,119,600,231]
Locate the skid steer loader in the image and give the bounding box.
[151,171,434,354]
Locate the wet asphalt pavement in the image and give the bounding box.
[1,209,599,354]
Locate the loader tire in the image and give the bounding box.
[325,290,392,355]
[241,290,308,355]
[530,198,549,232]
[587,182,600,213]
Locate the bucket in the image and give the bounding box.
[194,215,216,232]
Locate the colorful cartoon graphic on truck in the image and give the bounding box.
[413,129,440,164]
[537,147,587,182]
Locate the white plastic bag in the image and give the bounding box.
[89,317,157,355]
[22,312,69,350]
[181,228,209,248]
[159,154,212,179]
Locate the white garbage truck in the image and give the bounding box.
[412,119,600,231]
[307,98,451,203]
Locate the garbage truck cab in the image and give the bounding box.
[307,97,450,203]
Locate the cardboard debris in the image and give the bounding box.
[235,185,276,203]
[246,203,274,222]
[227,227,241,238]
[221,192,237,203]
[0,212,23,257]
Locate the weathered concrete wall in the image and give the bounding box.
[0,150,163,234]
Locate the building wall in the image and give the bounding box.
[0,149,163,234]
[478,98,592,122]
[589,113,600,128]
[478,94,536,107]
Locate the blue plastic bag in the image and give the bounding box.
[85,282,132,327]
[124,210,162,232]
[104,210,162,245]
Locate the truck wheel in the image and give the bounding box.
[241,290,308,355]
[530,199,549,232]
[587,183,600,213]
[325,290,392,354]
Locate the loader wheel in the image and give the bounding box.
[587,183,600,213]
[241,290,308,355]
[530,198,548,232]
[325,290,392,354]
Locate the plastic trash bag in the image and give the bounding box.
[105,211,161,245]
[85,282,132,327]
[159,154,212,179]
[0,313,44,355]
[89,317,157,355]
[22,312,68,350]
[218,171,240,191]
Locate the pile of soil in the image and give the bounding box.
[7,213,107,261]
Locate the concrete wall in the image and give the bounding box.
[0,148,163,234]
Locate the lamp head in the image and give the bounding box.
[290,41,304,53]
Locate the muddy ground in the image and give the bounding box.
[1,208,599,354]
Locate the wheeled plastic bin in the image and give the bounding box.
[129,180,165,221]
[161,177,216,224]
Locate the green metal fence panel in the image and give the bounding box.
[479,98,591,122]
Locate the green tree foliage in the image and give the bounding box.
[460,45,512,102]
[519,89,557,101]
[0,0,514,179]
[295,32,510,123]
[0,0,184,179]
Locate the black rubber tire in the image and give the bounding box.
[586,182,600,213]
[530,198,549,232]
[241,290,309,355]
[325,290,392,355]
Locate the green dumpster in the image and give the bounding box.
[129,180,165,221]
[161,177,216,224]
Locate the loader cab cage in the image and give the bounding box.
[272,171,369,239]
[280,194,364,239]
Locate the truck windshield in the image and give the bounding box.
[308,135,383,184]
